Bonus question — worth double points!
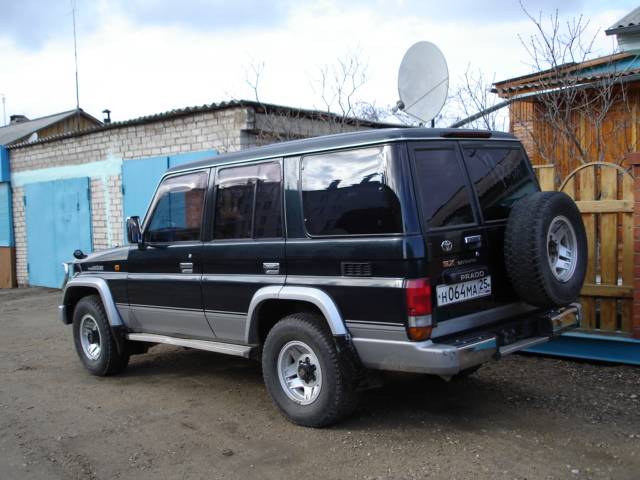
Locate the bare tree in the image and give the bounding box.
[241,52,404,144]
[452,65,508,131]
[244,60,265,103]
[511,2,630,166]
[312,53,368,129]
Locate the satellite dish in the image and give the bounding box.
[397,41,449,124]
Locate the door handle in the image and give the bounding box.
[180,262,194,274]
[464,235,482,246]
[263,262,280,275]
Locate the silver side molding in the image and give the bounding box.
[62,276,124,326]
[127,333,252,358]
[245,285,347,343]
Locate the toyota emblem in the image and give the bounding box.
[441,240,453,252]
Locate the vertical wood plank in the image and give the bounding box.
[600,167,618,331]
[578,167,597,329]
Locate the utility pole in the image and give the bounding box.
[71,0,80,129]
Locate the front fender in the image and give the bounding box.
[61,276,124,327]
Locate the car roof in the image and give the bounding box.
[166,127,518,173]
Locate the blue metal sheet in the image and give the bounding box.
[122,156,169,227]
[0,146,8,182]
[25,177,92,288]
[525,331,640,366]
[0,183,13,246]
[122,151,216,237]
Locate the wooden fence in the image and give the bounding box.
[532,163,634,335]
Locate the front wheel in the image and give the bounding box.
[262,313,359,427]
[72,295,129,376]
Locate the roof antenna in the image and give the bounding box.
[71,0,80,124]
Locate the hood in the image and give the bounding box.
[74,245,130,273]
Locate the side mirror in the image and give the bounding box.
[126,216,143,246]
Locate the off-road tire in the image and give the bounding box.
[504,191,587,308]
[262,313,359,427]
[72,295,130,376]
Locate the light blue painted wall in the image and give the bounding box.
[25,177,92,288]
[0,146,9,182]
[0,182,13,246]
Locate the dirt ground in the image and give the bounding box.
[0,287,638,480]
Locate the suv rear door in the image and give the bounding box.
[408,140,538,327]
[409,142,494,323]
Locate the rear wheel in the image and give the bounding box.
[262,313,359,427]
[72,295,129,376]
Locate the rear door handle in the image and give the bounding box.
[180,262,194,274]
[263,262,280,275]
[464,235,482,245]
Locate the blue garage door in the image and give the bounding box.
[122,150,215,230]
[25,177,92,288]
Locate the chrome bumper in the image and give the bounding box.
[352,303,581,375]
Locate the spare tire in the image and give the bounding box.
[504,191,587,308]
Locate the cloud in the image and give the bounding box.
[0,0,101,50]
[111,0,297,31]
[0,0,297,50]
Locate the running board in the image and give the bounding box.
[499,336,549,356]
[126,333,253,358]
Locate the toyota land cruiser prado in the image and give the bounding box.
[60,128,587,427]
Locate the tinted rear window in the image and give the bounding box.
[413,148,475,229]
[463,146,537,221]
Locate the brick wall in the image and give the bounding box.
[9,107,249,285]
[11,185,26,285]
[629,153,640,338]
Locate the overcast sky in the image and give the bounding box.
[0,0,635,126]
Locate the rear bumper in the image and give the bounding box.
[352,303,581,375]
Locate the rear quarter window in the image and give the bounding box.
[301,146,402,236]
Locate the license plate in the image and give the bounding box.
[436,276,492,306]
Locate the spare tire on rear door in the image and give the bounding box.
[504,191,587,308]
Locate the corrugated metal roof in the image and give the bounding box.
[0,109,94,146]
[7,100,401,150]
[606,6,640,35]
[493,53,639,97]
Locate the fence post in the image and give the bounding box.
[533,164,556,191]
[629,153,640,338]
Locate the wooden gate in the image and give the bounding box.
[556,162,634,334]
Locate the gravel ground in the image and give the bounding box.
[0,287,638,480]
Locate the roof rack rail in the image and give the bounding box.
[440,130,492,139]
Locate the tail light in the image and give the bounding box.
[405,278,433,341]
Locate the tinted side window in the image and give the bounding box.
[463,147,537,221]
[213,162,282,240]
[301,146,402,236]
[413,148,475,229]
[146,171,208,242]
